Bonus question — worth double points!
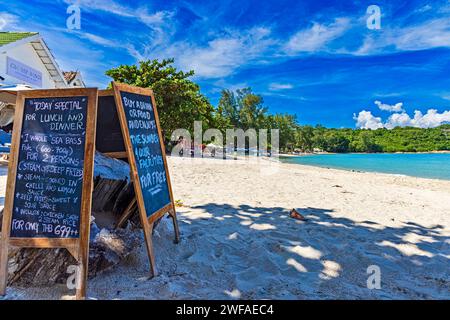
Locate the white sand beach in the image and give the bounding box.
[1,156,449,300]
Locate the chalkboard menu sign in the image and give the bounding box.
[112,82,179,277]
[11,96,88,238]
[114,84,173,220]
[120,91,171,217]
[0,88,97,299]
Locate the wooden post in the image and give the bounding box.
[116,198,137,229]
[75,88,97,299]
[142,221,157,277]
[169,209,181,244]
[0,90,25,296]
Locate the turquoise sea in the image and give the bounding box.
[280,153,450,181]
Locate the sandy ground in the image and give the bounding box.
[1,156,449,300]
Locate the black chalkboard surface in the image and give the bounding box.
[10,96,88,238]
[119,91,171,218]
[0,88,97,300]
[96,93,126,156]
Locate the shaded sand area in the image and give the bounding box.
[1,157,449,299]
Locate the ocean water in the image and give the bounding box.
[280,153,450,180]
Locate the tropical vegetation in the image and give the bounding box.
[106,59,450,153]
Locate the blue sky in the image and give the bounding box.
[2,0,450,128]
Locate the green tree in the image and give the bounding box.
[295,126,315,152]
[350,130,381,152]
[312,125,327,151]
[217,89,240,128]
[217,88,268,131]
[106,58,215,142]
[323,131,350,152]
[266,114,298,151]
[105,59,450,154]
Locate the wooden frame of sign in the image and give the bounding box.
[112,82,180,277]
[0,88,97,300]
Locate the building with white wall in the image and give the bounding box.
[0,32,85,128]
[0,32,69,88]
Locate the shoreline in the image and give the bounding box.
[167,153,450,182]
[279,161,450,186]
[281,150,450,156]
[278,152,450,182]
[278,161,450,182]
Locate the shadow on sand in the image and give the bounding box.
[178,203,449,299]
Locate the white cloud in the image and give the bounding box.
[384,112,413,129]
[392,18,450,51]
[0,12,19,30]
[284,18,350,54]
[76,32,117,47]
[356,17,450,55]
[269,83,294,91]
[374,100,405,112]
[355,107,450,130]
[416,4,433,13]
[179,27,274,78]
[179,37,248,78]
[156,10,450,78]
[64,0,174,28]
[130,26,276,78]
[137,10,173,27]
[353,110,384,130]
[62,1,175,63]
[18,1,450,85]
[64,0,136,18]
[385,109,450,129]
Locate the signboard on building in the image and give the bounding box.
[6,57,43,87]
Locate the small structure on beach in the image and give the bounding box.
[0,32,85,128]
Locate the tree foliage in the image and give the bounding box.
[215,88,268,131]
[297,125,450,153]
[106,59,215,141]
[106,59,449,153]
[214,88,297,149]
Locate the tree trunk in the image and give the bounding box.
[1,152,143,286]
